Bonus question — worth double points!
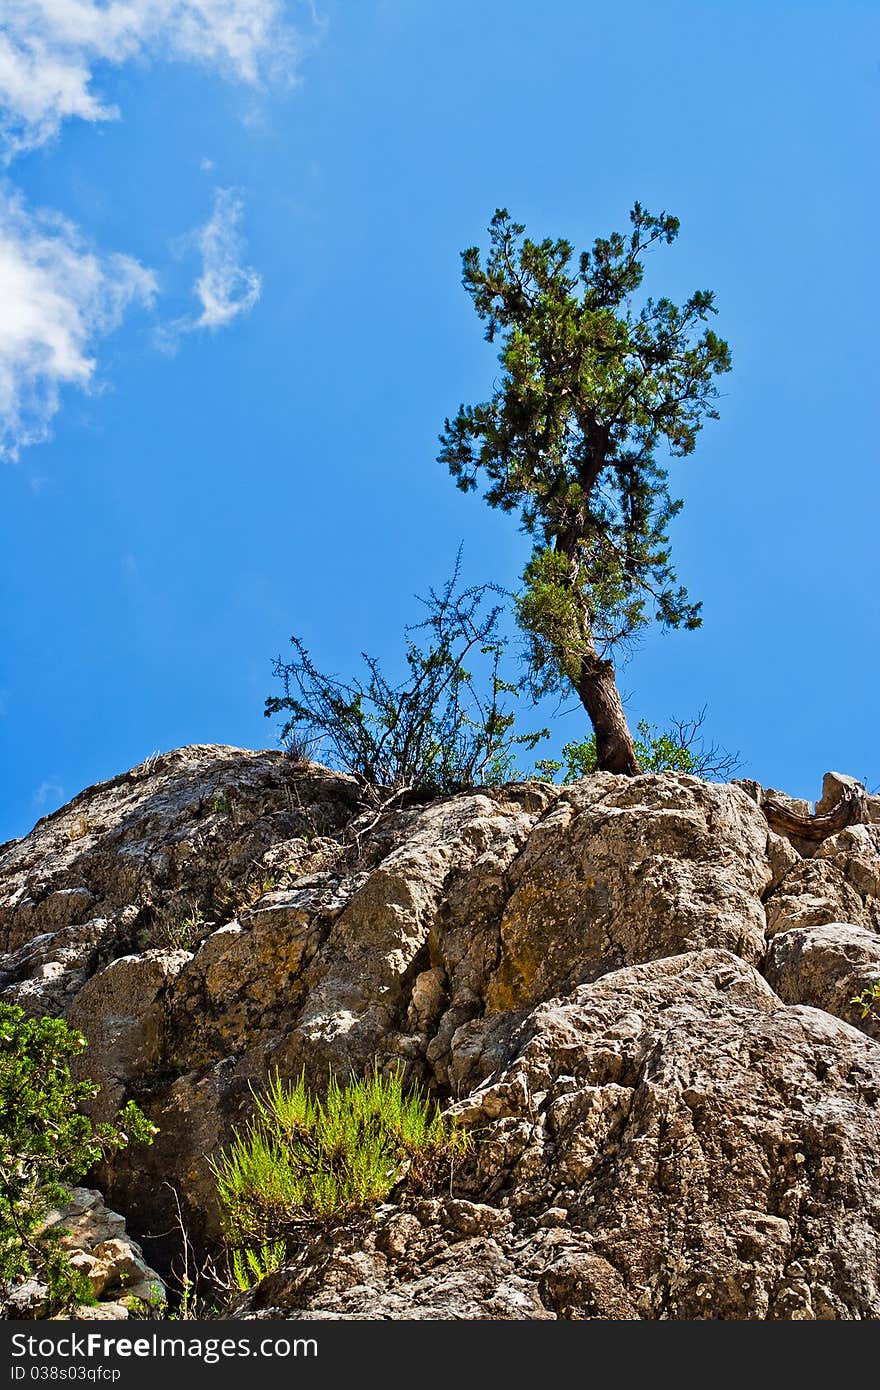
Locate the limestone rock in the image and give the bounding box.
[270,788,553,1084]
[484,774,770,1012]
[764,923,880,1040]
[766,830,802,894]
[4,1279,50,1318]
[0,914,124,1018]
[815,823,880,904]
[816,772,871,816]
[41,1189,166,1311]
[765,860,868,937]
[0,745,362,956]
[68,950,191,1119]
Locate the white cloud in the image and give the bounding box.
[0,1,300,452]
[0,0,297,157]
[192,186,260,328]
[0,185,157,458]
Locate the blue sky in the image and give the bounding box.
[1,0,878,843]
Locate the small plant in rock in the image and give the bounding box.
[142,901,208,952]
[851,982,880,1021]
[0,1003,157,1316]
[230,1240,286,1293]
[211,1068,470,1280]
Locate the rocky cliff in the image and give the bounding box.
[3,745,880,1319]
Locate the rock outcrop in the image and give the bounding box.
[3,745,880,1319]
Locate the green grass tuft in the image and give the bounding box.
[211,1067,470,1278]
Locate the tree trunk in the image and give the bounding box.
[574,650,640,775]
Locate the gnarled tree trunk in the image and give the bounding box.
[574,650,640,775]
[764,785,870,842]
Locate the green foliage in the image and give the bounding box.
[266,555,547,794]
[0,1002,157,1315]
[231,1241,286,1293]
[534,712,740,783]
[851,982,880,1021]
[439,203,731,724]
[211,1068,470,1274]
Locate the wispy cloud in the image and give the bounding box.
[32,777,65,810]
[157,187,261,347]
[192,187,261,329]
[0,185,156,458]
[0,0,299,158]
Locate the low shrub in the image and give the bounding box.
[265,557,547,795]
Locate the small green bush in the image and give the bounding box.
[211,1069,469,1275]
[534,712,740,783]
[0,1002,157,1315]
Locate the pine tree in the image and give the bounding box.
[439,205,731,773]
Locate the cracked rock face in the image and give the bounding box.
[3,746,880,1319]
[764,923,880,1041]
[483,774,771,1012]
[0,745,362,960]
[246,952,880,1320]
